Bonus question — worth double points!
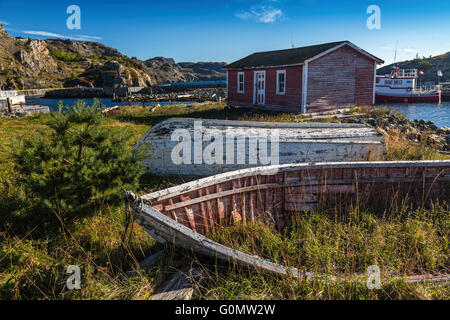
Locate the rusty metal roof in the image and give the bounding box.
[225,41,384,69]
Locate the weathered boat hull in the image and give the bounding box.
[375,92,441,104]
[125,191,305,279]
[125,161,450,277]
[135,118,386,177]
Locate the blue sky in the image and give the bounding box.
[1,0,449,66]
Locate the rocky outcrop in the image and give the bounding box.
[145,57,194,84]
[45,38,124,58]
[178,61,227,81]
[112,87,226,103]
[144,57,227,84]
[346,114,450,152]
[0,25,226,90]
[13,39,58,76]
[75,59,153,88]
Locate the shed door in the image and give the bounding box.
[254,71,265,105]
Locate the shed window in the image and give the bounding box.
[276,70,286,95]
[237,72,244,93]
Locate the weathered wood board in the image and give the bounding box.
[150,266,206,300]
[135,118,386,177]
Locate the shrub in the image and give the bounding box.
[48,47,84,62]
[12,99,145,220]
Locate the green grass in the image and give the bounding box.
[200,205,449,300]
[0,102,448,300]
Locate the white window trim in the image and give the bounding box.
[276,70,286,95]
[237,72,245,94]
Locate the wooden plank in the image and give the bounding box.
[239,177,247,224]
[180,195,197,232]
[216,185,225,225]
[204,188,215,233]
[168,199,178,222]
[163,183,356,211]
[198,190,209,234]
[150,266,206,300]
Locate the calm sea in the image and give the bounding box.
[26,98,450,128]
[380,102,450,128]
[25,97,192,111]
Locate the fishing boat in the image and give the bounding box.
[136,118,386,177]
[375,67,441,104]
[125,160,450,277]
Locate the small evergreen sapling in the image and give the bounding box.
[13,99,145,219]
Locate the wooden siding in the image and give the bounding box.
[306,46,375,113]
[227,66,303,112]
[355,65,375,105]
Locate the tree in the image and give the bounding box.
[13,99,145,220]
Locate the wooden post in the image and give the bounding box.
[7,98,12,113]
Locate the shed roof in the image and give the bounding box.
[225,41,384,69]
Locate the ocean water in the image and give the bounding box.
[379,102,450,128]
[25,97,192,111]
[26,98,450,128]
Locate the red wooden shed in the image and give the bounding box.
[225,41,384,113]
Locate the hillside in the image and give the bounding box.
[144,57,227,84]
[377,52,450,83]
[0,24,226,90]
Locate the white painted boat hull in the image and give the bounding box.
[136,118,386,177]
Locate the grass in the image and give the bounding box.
[385,134,450,161]
[0,102,448,300]
[199,204,449,300]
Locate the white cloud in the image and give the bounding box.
[236,5,283,23]
[22,30,102,41]
[0,20,9,25]
[403,48,419,53]
[236,11,253,20]
[75,34,103,41]
[23,30,66,38]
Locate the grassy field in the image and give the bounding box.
[0,102,448,300]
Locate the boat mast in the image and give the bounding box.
[393,41,398,65]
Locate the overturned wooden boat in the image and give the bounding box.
[135,118,386,177]
[125,161,450,278]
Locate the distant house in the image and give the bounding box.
[225,41,384,113]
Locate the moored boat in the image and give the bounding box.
[375,67,441,104]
